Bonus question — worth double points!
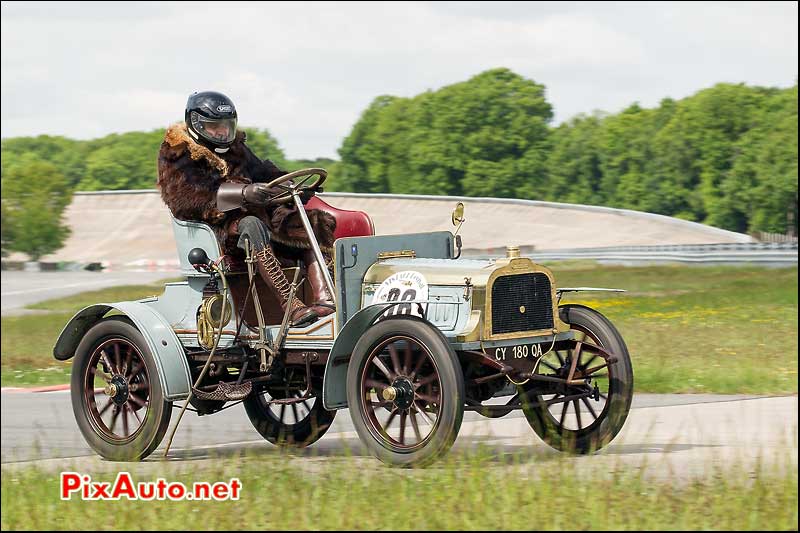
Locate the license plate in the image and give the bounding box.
[491,342,546,362]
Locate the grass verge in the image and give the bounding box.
[1,280,177,387]
[1,450,797,530]
[556,264,797,393]
[1,266,797,393]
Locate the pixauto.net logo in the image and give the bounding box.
[60,472,242,501]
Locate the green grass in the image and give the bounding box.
[1,280,177,387]
[1,266,797,393]
[553,264,798,394]
[1,451,797,530]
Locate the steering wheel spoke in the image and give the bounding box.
[263,168,327,206]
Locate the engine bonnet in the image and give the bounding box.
[364,257,500,287]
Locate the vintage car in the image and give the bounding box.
[54,169,633,467]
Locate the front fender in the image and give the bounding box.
[322,303,406,410]
[53,302,191,401]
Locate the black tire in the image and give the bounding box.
[521,304,633,454]
[71,316,173,461]
[346,317,464,467]
[243,387,336,447]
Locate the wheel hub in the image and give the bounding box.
[383,378,414,410]
[107,375,129,405]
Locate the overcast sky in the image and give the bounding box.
[1,1,797,159]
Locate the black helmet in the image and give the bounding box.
[184,91,238,153]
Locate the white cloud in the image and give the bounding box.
[1,1,797,159]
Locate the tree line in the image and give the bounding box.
[337,68,797,236]
[1,68,797,259]
[0,127,302,259]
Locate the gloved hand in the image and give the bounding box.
[299,188,316,204]
[299,184,324,204]
[242,183,272,205]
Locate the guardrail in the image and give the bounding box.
[4,242,796,272]
[463,242,798,266]
[752,231,798,244]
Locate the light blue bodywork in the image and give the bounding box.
[172,217,224,276]
[323,232,456,408]
[52,218,225,402]
[321,302,398,410]
[53,301,191,401]
[333,231,454,326]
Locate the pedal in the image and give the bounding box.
[193,381,253,401]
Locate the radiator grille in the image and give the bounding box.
[491,273,554,335]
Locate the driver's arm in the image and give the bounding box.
[216,182,276,212]
[257,158,287,182]
[239,143,317,204]
[240,141,286,183]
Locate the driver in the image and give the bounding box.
[156,91,336,327]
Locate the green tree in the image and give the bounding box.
[336,95,399,193]
[651,83,772,230]
[1,154,72,260]
[80,130,165,190]
[0,74,796,236]
[338,68,553,198]
[729,85,798,234]
[1,135,88,188]
[241,127,289,170]
[545,113,605,204]
[1,201,16,258]
[1,126,289,193]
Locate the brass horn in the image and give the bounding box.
[197,293,232,349]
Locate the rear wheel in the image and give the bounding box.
[520,304,633,454]
[347,317,464,467]
[243,385,335,447]
[71,316,172,461]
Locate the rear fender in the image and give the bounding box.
[53,302,191,401]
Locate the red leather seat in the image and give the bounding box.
[305,196,374,239]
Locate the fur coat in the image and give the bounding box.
[156,123,336,256]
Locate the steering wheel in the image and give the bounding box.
[263,168,327,206]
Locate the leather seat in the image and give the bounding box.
[218,196,373,275]
[305,196,374,239]
[173,196,374,275]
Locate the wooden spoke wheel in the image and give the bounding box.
[347,318,464,467]
[520,305,633,454]
[71,317,172,461]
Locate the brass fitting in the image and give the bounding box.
[382,387,397,402]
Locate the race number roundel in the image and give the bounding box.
[371,271,429,318]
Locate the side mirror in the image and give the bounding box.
[451,202,465,226]
[451,202,466,260]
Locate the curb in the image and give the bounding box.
[1,384,71,393]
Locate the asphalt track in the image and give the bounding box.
[1,390,796,481]
[1,271,180,316]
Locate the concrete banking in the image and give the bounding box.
[9,190,754,268]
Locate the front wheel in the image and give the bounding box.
[71,316,173,461]
[520,304,633,454]
[347,317,464,467]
